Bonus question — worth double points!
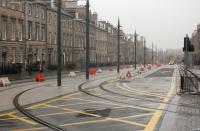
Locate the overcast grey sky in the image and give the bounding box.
[88,0,200,49]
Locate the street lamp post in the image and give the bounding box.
[86,0,90,80]
[134,31,137,70]
[143,38,146,67]
[117,18,120,74]
[152,43,154,65]
[57,0,62,86]
[28,48,32,76]
[41,49,44,71]
[96,53,98,68]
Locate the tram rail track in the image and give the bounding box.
[8,67,200,131]
[100,82,200,109]
[11,73,117,131]
[78,75,200,116]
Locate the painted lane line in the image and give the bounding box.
[144,69,177,131]
[7,112,38,125]
[0,111,15,117]
[44,104,147,127]
[28,91,81,110]
[43,104,101,117]
[28,101,95,110]
[121,83,165,99]
[11,113,153,131]
[0,106,130,121]
[122,83,166,98]
[69,97,154,111]
[0,106,145,121]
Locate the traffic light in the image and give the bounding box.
[183,36,194,52]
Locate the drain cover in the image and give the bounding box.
[77,108,111,117]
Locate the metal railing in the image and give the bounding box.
[179,65,200,94]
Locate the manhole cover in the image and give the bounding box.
[77,108,111,117]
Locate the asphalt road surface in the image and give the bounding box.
[0,66,177,131]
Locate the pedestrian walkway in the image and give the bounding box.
[0,66,118,82]
[0,69,117,112]
[159,67,200,131]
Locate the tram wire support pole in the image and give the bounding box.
[134,31,138,70]
[152,43,154,65]
[143,38,146,67]
[57,0,62,86]
[86,0,90,80]
[185,34,189,89]
[117,18,121,74]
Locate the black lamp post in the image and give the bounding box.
[57,0,62,86]
[28,48,32,76]
[143,38,146,67]
[41,49,44,72]
[134,31,138,70]
[85,0,90,80]
[117,18,120,74]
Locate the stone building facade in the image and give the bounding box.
[191,24,200,65]
[25,2,47,71]
[0,1,25,73]
[0,0,146,75]
[96,21,108,66]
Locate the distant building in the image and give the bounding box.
[191,24,200,65]
[165,49,183,64]
[0,0,148,75]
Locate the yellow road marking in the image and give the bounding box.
[71,116,146,127]
[0,111,15,117]
[118,83,165,99]
[0,106,130,121]
[44,103,147,127]
[1,77,155,128]
[28,92,80,110]
[7,113,37,125]
[123,83,166,98]
[144,69,177,131]
[122,83,167,98]
[118,113,153,119]
[69,97,153,111]
[62,93,131,101]
[43,104,101,117]
[29,101,95,110]
[12,112,150,131]
[12,127,46,131]
[106,118,146,127]
[12,112,151,131]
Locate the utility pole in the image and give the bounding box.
[24,0,28,72]
[86,0,90,80]
[185,34,189,69]
[159,49,160,64]
[155,45,157,64]
[117,18,120,74]
[134,31,137,70]
[152,43,154,65]
[96,53,98,68]
[143,38,146,67]
[57,0,62,86]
